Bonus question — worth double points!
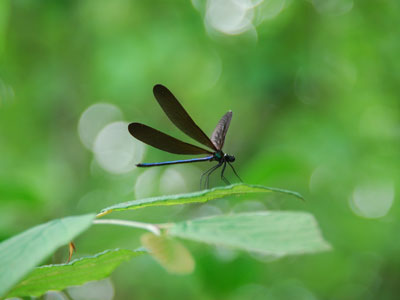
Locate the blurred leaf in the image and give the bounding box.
[168,212,331,256]
[99,183,303,215]
[0,214,95,297]
[6,248,145,298]
[0,180,39,204]
[141,233,195,275]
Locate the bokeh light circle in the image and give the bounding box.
[78,103,123,150]
[350,181,395,219]
[93,121,145,174]
[67,278,114,300]
[205,0,256,35]
[312,0,353,16]
[134,168,160,199]
[159,167,189,195]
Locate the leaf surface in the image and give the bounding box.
[141,233,195,274]
[168,211,331,256]
[0,214,95,297]
[100,183,303,215]
[6,248,145,298]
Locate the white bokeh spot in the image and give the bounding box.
[350,181,395,219]
[134,168,160,199]
[78,103,123,150]
[159,167,188,195]
[67,278,114,300]
[205,0,256,35]
[312,0,353,16]
[93,121,145,174]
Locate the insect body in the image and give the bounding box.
[128,84,241,188]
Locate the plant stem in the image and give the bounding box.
[93,219,161,236]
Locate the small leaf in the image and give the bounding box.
[68,242,76,263]
[6,249,145,298]
[141,233,195,274]
[0,214,95,297]
[168,212,331,256]
[100,183,303,214]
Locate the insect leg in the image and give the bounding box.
[205,162,223,189]
[221,161,230,185]
[200,163,221,189]
[227,161,242,182]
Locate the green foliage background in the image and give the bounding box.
[1,0,399,299]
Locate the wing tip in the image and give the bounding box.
[128,122,138,128]
[225,110,233,117]
[153,84,167,94]
[128,122,142,135]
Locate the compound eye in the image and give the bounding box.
[230,156,235,162]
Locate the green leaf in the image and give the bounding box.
[6,248,145,298]
[141,233,195,274]
[168,212,331,256]
[99,183,303,215]
[0,214,95,297]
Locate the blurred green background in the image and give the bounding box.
[1,0,400,299]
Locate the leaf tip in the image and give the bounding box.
[97,210,112,218]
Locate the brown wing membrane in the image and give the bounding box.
[128,123,213,155]
[153,84,217,151]
[211,111,232,150]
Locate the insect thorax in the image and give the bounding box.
[214,151,224,161]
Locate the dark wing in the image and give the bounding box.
[211,111,232,150]
[128,123,213,155]
[153,84,217,151]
